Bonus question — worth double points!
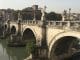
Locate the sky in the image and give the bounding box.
[0,0,80,13]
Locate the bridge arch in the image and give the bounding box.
[22,28,36,43]
[11,26,16,34]
[22,28,37,57]
[49,31,80,60]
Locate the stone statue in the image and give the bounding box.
[41,6,46,21]
[18,12,22,20]
[7,14,10,20]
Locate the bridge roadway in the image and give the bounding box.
[3,20,80,60]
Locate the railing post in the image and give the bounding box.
[53,21,56,26]
[27,20,28,24]
[60,21,62,27]
[67,21,71,29]
[48,21,50,26]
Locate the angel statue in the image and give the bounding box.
[41,6,46,21]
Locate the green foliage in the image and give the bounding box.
[21,8,42,20]
[13,10,20,20]
[2,8,62,21]
[26,40,36,53]
[46,12,62,21]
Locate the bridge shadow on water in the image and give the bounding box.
[63,52,80,60]
[0,37,36,60]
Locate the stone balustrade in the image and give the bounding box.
[6,20,80,31]
[46,21,80,31]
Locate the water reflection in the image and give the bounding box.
[0,39,33,60]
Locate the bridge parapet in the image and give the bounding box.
[46,21,80,31]
[5,20,80,31]
[4,20,18,24]
[22,20,43,26]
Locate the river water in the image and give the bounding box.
[0,39,32,60]
[1,38,80,60]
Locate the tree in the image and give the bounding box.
[46,12,62,21]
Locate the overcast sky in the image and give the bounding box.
[0,0,80,13]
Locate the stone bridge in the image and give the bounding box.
[3,19,80,60]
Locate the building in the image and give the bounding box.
[0,5,42,21]
[0,9,15,21]
[62,9,80,21]
[21,5,42,20]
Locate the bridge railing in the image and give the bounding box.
[46,21,80,31]
[18,20,80,31]
[22,20,42,25]
[6,20,43,26]
[8,20,80,31]
[9,20,18,24]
